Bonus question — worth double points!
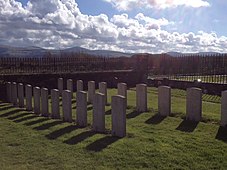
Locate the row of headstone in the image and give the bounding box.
[6,81,127,138]
[6,79,227,136]
[159,86,203,122]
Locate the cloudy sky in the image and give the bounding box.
[0,0,227,53]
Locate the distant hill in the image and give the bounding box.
[0,45,132,58]
[0,45,223,58]
[0,45,47,58]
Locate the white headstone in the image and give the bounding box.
[117,83,127,106]
[25,84,32,111]
[41,88,49,117]
[158,86,171,116]
[58,78,63,96]
[51,89,60,119]
[62,90,72,122]
[92,92,105,132]
[18,83,24,108]
[77,80,83,92]
[12,82,17,106]
[221,90,227,126]
[136,84,147,112]
[99,82,107,105]
[6,82,12,103]
[88,81,95,103]
[111,95,126,137]
[117,83,127,98]
[67,79,73,97]
[33,87,41,115]
[76,91,87,127]
[186,87,202,122]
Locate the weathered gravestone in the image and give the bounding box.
[99,82,107,105]
[18,83,24,108]
[33,87,40,115]
[51,89,60,119]
[186,87,202,122]
[111,95,126,137]
[76,91,87,127]
[62,90,72,122]
[25,84,32,111]
[88,81,95,103]
[221,90,227,126]
[41,88,49,117]
[93,93,105,132]
[136,84,147,112]
[158,86,171,116]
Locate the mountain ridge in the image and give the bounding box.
[0,45,223,58]
[0,45,132,58]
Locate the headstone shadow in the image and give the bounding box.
[86,136,120,152]
[176,119,199,132]
[45,125,79,140]
[64,131,96,145]
[215,126,227,142]
[33,120,64,130]
[145,114,166,124]
[0,103,11,107]
[24,117,49,126]
[105,109,111,115]
[126,110,142,119]
[72,100,76,104]
[0,108,24,117]
[87,106,93,111]
[8,112,31,120]
[13,115,38,123]
[0,105,15,112]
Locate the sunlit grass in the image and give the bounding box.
[0,87,227,169]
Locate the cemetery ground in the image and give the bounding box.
[1,87,227,169]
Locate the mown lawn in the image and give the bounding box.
[1,87,227,170]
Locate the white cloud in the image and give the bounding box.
[0,0,226,53]
[103,0,210,11]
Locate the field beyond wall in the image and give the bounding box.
[0,87,227,169]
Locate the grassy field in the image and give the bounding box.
[1,87,227,169]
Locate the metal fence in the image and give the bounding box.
[0,56,139,74]
[148,53,227,83]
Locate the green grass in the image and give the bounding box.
[1,87,227,170]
